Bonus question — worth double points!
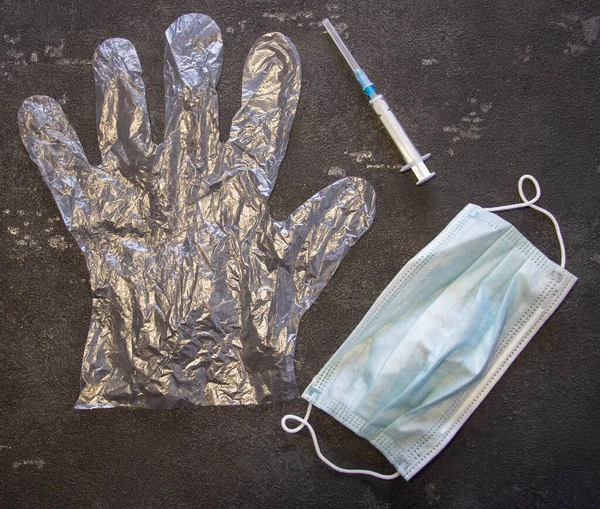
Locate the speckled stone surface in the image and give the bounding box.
[1,1,599,507]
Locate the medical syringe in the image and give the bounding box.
[322,18,435,185]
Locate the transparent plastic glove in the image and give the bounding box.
[18,14,375,408]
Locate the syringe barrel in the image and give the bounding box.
[370,95,435,184]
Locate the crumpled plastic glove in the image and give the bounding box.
[18,14,375,408]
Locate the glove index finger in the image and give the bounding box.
[225,32,301,198]
[18,96,90,230]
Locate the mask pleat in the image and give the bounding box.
[374,257,525,429]
[345,233,522,416]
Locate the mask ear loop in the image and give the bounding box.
[483,174,566,269]
[281,403,401,480]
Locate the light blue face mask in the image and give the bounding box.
[282,175,577,481]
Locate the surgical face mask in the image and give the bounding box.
[282,175,577,481]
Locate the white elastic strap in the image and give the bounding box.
[281,403,401,480]
[484,174,566,269]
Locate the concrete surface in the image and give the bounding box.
[1,0,599,507]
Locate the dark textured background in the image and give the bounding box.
[1,1,599,507]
